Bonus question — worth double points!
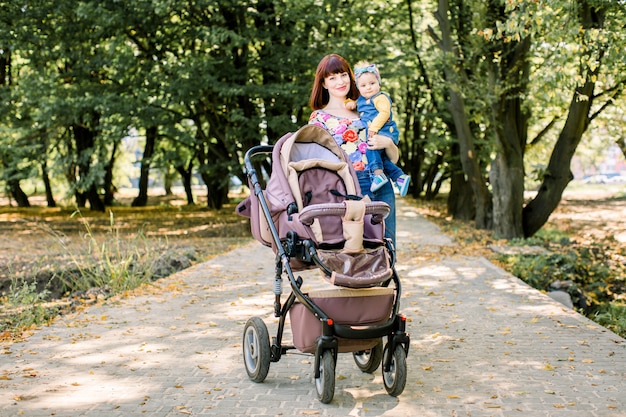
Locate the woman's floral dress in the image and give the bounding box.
[309,110,369,172]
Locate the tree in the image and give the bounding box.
[522,0,626,236]
[428,0,626,237]
[429,0,493,229]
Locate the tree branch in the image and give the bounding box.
[529,117,558,147]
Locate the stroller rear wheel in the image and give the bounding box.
[243,317,271,383]
[353,339,383,373]
[315,350,336,404]
[382,343,407,397]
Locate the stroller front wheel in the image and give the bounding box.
[353,339,383,373]
[243,317,271,382]
[382,344,407,397]
[315,350,336,404]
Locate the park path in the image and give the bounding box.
[1,200,625,416]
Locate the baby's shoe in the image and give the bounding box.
[370,173,389,192]
[396,175,411,197]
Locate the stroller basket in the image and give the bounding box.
[237,124,410,403]
[289,287,395,353]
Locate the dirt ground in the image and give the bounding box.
[549,188,626,247]
[0,192,253,300]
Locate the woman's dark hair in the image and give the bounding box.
[309,54,359,110]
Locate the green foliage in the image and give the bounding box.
[0,279,58,334]
[1,0,625,230]
[593,302,626,338]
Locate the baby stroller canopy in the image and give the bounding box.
[237,124,392,287]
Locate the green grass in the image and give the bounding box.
[55,210,159,294]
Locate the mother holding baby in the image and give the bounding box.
[308,53,399,246]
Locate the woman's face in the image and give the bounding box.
[323,71,352,99]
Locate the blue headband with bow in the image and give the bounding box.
[354,64,381,84]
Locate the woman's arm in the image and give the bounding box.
[368,134,399,164]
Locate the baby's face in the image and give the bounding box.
[356,72,380,99]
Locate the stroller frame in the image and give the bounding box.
[239,128,410,403]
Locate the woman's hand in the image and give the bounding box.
[367,134,399,163]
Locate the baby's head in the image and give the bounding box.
[354,61,381,98]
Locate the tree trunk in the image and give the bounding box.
[163,165,174,195]
[490,154,524,237]
[489,36,530,239]
[75,191,87,208]
[73,122,105,212]
[103,140,119,206]
[201,172,228,210]
[86,184,104,211]
[522,80,596,236]
[434,0,491,229]
[132,126,157,207]
[0,46,10,86]
[447,167,474,221]
[423,152,444,200]
[8,179,30,207]
[175,163,194,205]
[617,138,626,160]
[41,160,56,207]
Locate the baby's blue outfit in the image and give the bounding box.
[357,92,403,181]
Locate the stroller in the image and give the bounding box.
[236,124,410,403]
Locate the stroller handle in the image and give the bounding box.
[299,202,390,226]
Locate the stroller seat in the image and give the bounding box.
[237,124,393,288]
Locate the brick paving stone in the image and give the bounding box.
[1,201,624,417]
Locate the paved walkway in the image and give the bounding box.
[1,201,625,417]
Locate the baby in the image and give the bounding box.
[346,61,410,196]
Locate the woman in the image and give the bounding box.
[308,53,399,246]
